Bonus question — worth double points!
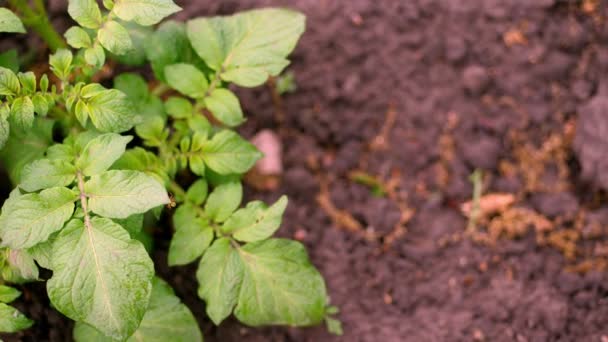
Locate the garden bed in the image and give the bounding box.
[4,0,608,341]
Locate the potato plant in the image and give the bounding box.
[0,0,341,340]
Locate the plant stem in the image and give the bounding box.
[8,0,66,51]
[76,171,92,228]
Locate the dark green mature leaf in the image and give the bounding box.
[113,213,144,237]
[73,277,202,342]
[202,130,262,175]
[77,133,133,176]
[187,8,305,87]
[169,205,213,266]
[0,118,54,183]
[98,21,133,55]
[85,170,169,218]
[164,63,208,98]
[197,238,243,324]
[0,49,19,72]
[222,195,287,242]
[113,0,181,26]
[0,303,33,332]
[68,0,102,29]
[204,88,244,127]
[0,187,77,249]
[204,180,242,223]
[20,159,77,192]
[111,22,153,66]
[235,239,327,326]
[0,8,25,33]
[65,26,92,49]
[86,88,138,132]
[47,218,154,340]
[0,66,20,96]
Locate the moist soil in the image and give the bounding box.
[5,0,608,341]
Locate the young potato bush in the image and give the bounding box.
[0,0,341,340]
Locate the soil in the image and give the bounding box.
[4,0,608,341]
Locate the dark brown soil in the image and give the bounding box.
[5,0,608,341]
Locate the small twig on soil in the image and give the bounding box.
[370,103,397,151]
[267,76,286,126]
[466,169,483,235]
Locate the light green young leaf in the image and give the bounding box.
[32,93,49,116]
[202,130,262,175]
[73,277,202,342]
[49,49,73,80]
[204,181,242,223]
[187,8,305,87]
[85,170,169,218]
[84,44,106,68]
[65,26,92,48]
[0,303,33,333]
[68,0,102,29]
[0,8,25,33]
[204,88,244,127]
[189,155,205,176]
[0,66,19,96]
[169,210,213,266]
[111,22,153,66]
[0,118,54,183]
[86,88,138,133]
[197,238,243,324]
[2,248,39,283]
[0,187,77,249]
[113,0,181,26]
[186,179,208,205]
[20,159,77,192]
[164,63,208,98]
[114,73,149,101]
[10,96,34,131]
[27,235,55,270]
[222,195,287,242]
[235,238,327,326]
[47,218,154,340]
[165,96,192,119]
[111,147,169,184]
[77,133,133,176]
[17,72,36,94]
[0,285,20,303]
[98,21,133,55]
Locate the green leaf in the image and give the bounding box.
[113,213,143,237]
[84,44,106,68]
[0,8,25,33]
[204,88,244,127]
[187,9,305,87]
[114,73,149,101]
[32,93,49,116]
[112,147,168,184]
[204,180,242,223]
[27,236,55,270]
[49,49,73,80]
[169,205,213,266]
[145,21,195,82]
[325,316,343,336]
[98,21,133,55]
[0,107,8,150]
[164,63,208,98]
[0,66,19,96]
[47,218,154,340]
[68,0,102,29]
[0,49,19,72]
[10,96,34,131]
[77,133,133,176]
[73,277,202,342]
[85,170,170,219]
[86,88,138,133]
[65,26,92,48]
[113,0,181,26]
[111,22,153,66]
[2,248,39,283]
[186,179,208,205]
[0,285,20,303]
[0,118,54,183]
[17,71,36,94]
[235,239,327,326]
[0,187,77,249]
[0,303,33,333]
[222,195,287,242]
[189,155,205,176]
[20,159,77,192]
[202,130,262,175]
[165,96,192,119]
[196,238,243,324]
